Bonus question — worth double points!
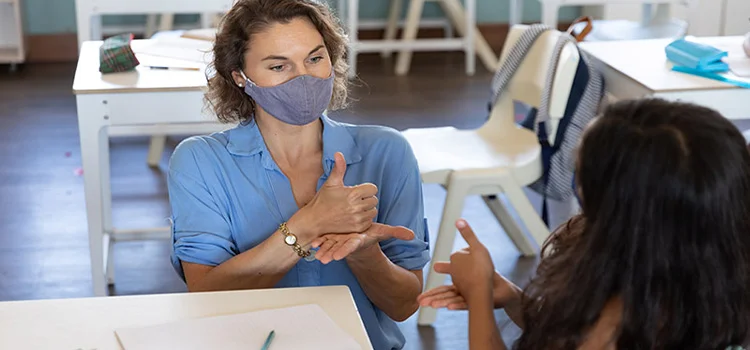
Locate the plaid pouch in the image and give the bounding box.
[99,33,140,73]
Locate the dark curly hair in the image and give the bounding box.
[516,98,750,349]
[205,0,349,123]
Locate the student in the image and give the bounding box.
[167,1,429,349]
[418,98,750,350]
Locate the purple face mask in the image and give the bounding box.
[240,70,334,126]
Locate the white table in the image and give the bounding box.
[74,0,234,48]
[73,40,227,296]
[580,36,750,120]
[0,286,373,350]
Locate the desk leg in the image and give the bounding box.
[101,130,114,286]
[509,0,523,26]
[541,2,559,29]
[91,15,103,41]
[77,96,109,297]
[75,2,91,49]
[147,135,167,167]
[347,0,359,79]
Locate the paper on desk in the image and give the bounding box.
[181,28,218,41]
[725,56,750,77]
[132,36,214,64]
[114,304,362,350]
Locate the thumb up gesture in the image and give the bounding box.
[302,152,379,238]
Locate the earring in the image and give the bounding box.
[238,83,244,87]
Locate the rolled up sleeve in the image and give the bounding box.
[378,139,431,271]
[168,140,237,279]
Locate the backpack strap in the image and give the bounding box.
[533,32,579,135]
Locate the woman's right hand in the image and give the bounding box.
[295,152,378,241]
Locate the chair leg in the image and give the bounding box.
[147,135,167,168]
[417,180,468,326]
[381,0,403,58]
[499,176,550,248]
[436,0,498,72]
[482,195,536,257]
[463,0,476,75]
[395,0,425,76]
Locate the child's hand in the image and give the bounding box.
[449,219,495,304]
[418,267,521,310]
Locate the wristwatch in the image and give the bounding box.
[279,222,314,261]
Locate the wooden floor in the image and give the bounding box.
[0,54,539,349]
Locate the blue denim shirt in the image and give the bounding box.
[167,115,430,350]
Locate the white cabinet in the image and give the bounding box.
[0,0,25,70]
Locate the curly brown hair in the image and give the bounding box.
[205,0,349,124]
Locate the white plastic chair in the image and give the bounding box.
[402,25,581,325]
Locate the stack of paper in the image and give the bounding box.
[115,304,362,350]
[132,37,214,64]
[181,28,219,42]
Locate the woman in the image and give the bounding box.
[167,1,430,349]
[418,99,750,349]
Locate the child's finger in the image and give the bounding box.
[417,285,456,301]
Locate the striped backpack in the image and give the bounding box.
[489,24,606,225]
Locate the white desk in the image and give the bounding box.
[73,40,228,296]
[74,0,234,48]
[580,36,750,120]
[0,286,373,350]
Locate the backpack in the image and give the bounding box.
[489,24,606,225]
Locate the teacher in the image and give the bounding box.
[167,0,430,349]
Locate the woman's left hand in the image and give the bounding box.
[311,223,414,264]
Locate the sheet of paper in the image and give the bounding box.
[181,28,218,42]
[115,304,362,350]
[132,37,214,64]
[726,56,750,77]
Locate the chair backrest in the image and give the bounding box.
[487,25,579,141]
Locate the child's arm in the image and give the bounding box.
[468,289,507,350]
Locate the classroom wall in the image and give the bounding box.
[21,0,581,35]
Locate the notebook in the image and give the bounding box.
[665,38,729,72]
[115,304,362,350]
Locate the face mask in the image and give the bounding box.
[239,70,334,126]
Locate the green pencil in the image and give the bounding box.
[260,330,275,350]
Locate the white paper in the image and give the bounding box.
[132,37,214,64]
[726,56,750,77]
[115,304,362,350]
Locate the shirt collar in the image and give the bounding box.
[225,115,362,171]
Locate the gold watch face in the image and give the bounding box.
[284,234,297,245]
